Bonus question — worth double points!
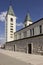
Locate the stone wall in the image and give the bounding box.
[5,35,43,55]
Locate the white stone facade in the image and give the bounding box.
[6,14,16,42]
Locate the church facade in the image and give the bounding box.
[5,5,43,55]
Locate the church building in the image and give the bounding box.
[5,5,43,55]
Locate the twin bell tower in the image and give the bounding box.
[5,3,32,42]
[6,5,16,42]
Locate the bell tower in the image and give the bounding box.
[5,5,16,42]
[24,12,32,27]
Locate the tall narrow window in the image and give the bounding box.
[19,33,21,39]
[27,30,30,37]
[24,31,27,38]
[30,29,32,36]
[10,18,13,22]
[40,25,42,34]
[33,28,34,35]
[15,35,17,40]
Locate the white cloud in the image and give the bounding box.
[0,36,5,44]
[0,11,7,22]
[16,22,24,27]
[0,11,24,27]
[0,37,5,40]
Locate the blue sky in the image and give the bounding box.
[0,0,43,44]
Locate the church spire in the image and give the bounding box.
[7,5,15,16]
[7,0,15,16]
[24,12,32,27]
[24,12,32,22]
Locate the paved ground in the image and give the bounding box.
[0,49,43,65]
[0,53,31,65]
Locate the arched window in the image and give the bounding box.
[10,18,13,21]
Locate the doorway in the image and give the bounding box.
[14,45,15,51]
[28,44,31,54]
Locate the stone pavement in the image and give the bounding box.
[0,49,43,65]
[0,53,29,65]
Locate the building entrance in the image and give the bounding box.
[28,44,31,54]
[14,45,15,51]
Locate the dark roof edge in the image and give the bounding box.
[6,34,43,43]
[14,18,43,33]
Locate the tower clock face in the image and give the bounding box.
[11,18,13,21]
